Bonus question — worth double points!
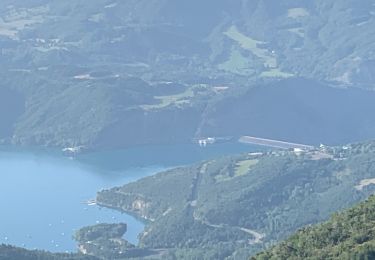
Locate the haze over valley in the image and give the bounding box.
[1,0,375,259]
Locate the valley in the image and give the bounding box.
[1,0,375,259]
[1,0,375,150]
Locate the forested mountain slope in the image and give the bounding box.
[95,141,375,259]
[0,244,97,260]
[2,0,374,86]
[1,0,375,148]
[254,195,375,260]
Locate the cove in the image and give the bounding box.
[0,142,257,253]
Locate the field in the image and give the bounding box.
[223,26,294,78]
[140,87,196,110]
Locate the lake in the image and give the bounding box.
[0,143,257,252]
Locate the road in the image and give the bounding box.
[187,163,265,245]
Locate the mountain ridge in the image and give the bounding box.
[1,0,375,149]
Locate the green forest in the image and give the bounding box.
[254,195,375,259]
[95,141,375,259]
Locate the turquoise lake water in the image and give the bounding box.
[0,143,258,252]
